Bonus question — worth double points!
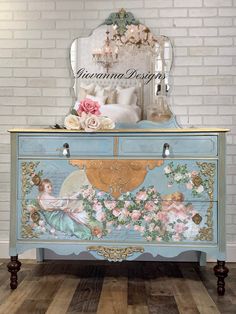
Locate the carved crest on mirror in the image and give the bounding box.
[69,9,180,129]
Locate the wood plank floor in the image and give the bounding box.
[0,260,235,314]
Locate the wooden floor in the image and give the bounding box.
[0,260,235,314]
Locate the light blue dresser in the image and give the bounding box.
[8,126,229,295]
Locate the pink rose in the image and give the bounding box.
[156,212,169,223]
[93,202,103,211]
[136,191,148,201]
[144,201,155,211]
[173,234,181,241]
[82,187,95,198]
[104,201,116,210]
[112,208,121,217]
[191,170,198,177]
[134,225,140,231]
[174,223,186,234]
[95,211,106,222]
[130,210,141,221]
[144,215,152,222]
[77,98,101,116]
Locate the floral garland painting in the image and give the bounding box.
[25,183,199,242]
[20,160,217,243]
[164,161,215,199]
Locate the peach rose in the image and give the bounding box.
[80,113,101,132]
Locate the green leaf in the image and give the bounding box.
[70,109,78,116]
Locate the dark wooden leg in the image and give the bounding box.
[214,260,229,296]
[7,255,21,289]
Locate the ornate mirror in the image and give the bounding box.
[69,9,176,128]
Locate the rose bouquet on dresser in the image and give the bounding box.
[64,98,115,132]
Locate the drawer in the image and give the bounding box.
[118,135,218,157]
[18,135,114,157]
[18,159,217,202]
[17,198,217,244]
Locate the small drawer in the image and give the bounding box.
[18,135,114,157]
[118,135,217,157]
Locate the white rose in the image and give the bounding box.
[196,185,204,193]
[80,113,101,132]
[100,117,115,130]
[164,165,172,174]
[174,173,183,182]
[64,114,81,130]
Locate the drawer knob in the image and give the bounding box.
[163,143,170,158]
[62,143,70,158]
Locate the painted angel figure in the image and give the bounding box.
[37,178,99,239]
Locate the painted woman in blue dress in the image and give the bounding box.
[37,178,93,240]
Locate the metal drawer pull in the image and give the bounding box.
[163,143,170,158]
[62,143,70,158]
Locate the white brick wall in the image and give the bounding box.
[0,0,236,259]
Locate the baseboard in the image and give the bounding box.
[1,241,236,262]
[0,241,36,259]
[226,243,236,262]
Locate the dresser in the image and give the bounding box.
[8,127,229,295]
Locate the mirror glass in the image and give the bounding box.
[70,10,173,124]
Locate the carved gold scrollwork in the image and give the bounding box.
[195,162,216,241]
[87,246,144,262]
[70,159,163,198]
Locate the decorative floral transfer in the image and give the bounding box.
[21,161,44,238]
[164,161,216,241]
[20,161,215,242]
[20,161,201,242]
[164,161,215,198]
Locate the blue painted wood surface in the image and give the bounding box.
[10,129,226,262]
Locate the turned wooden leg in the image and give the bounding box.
[214,260,229,296]
[7,256,21,289]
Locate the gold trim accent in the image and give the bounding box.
[192,213,202,225]
[8,128,230,133]
[113,137,119,156]
[192,175,202,187]
[195,162,216,241]
[87,246,144,261]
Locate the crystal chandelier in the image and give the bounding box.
[92,31,119,73]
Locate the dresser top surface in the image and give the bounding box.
[9,128,229,133]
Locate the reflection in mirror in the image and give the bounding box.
[70,9,174,125]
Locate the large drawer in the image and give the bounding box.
[18,135,114,157]
[118,135,218,157]
[17,198,217,244]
